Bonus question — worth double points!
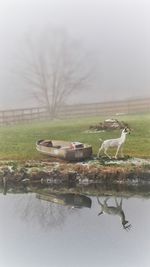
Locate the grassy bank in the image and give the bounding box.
[0,113,149,161]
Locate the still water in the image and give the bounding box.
[0,191,150,267]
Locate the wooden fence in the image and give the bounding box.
[57,98,150,119]
[0,98,150,126]
[0,107,49,126]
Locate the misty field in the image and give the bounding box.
[0,113,149,161]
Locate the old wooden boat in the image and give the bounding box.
[36,192,92,208]
[36,139,92,161]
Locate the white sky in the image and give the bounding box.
[0,0,150,108]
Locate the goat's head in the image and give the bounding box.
[122,127,131,135]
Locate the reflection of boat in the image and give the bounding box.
[36,140,92,161]
[36,192,92,208]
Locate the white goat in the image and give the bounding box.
[97,127,130,159]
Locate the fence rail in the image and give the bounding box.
[0,98,150,126]
[0,107,49,126]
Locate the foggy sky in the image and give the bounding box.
[0,0,150,109]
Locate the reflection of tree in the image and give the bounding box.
[15,193,78,231]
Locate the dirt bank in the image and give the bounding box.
[0,158,150,186]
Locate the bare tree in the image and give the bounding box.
[17,28,92,118]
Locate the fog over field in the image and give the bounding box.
[0,0,150,109]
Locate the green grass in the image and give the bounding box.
[0,113,150,161]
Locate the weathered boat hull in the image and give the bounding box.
[36,140,92,161]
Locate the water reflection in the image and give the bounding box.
[36,192,92,208]
[2,177,7,195]
[1,187,150,267]
[97,196,132,231]
[0,180,149,233]
[14,193,76,231]
[13,192,92,231]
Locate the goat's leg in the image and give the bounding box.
[97,196,104,216]
[104,197,110,204]
[120,146,124,158]
[119,197,123,208]
[114,145,121,159]
[104,148,111,159]
[97,196,102,205]
[115,197,119,207]
[97,145,103,158]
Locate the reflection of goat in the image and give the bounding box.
[97,196,131,231]
[97,127,130,159]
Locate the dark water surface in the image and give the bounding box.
[0,192,150,267]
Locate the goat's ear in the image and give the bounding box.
[98,211,103,216]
